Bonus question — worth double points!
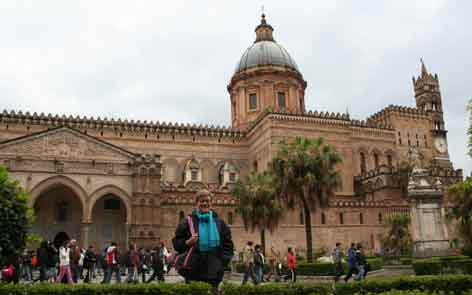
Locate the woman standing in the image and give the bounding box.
[172,189,234,295]
[56,240,73,284]
[285,247,297,283]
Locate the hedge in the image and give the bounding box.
[0,282,211,295]
[413,258,472,275]
[3,275,472,295]
[235,258,383,276]
[335,275,472,295]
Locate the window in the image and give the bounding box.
[299,210,305,225]
[321,212,326,225]
[378,212,383,224]
[360,152,366,174]
[277,92,286,109]
[360,213,364,224]
[339,213,344,225]
[191,170,198,181]
[228,212,233,225]
[56,201,68,222]
[104,199,121,210]
[249,93,257,110]
[387,155,393,167]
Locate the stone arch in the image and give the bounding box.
[384,149,396,167]
[29,175,88,221]
[87,185,132,224]
[357,146,369,174]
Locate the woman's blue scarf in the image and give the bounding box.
[196,210,220,252]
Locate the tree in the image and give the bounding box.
[381,214,412,256]
[0,166,33,266]
[233,171,284,254]
[447,178,472,256]
[271,137,342,262]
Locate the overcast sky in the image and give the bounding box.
[1,0,471,174]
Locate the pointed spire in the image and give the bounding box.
[255,13,274,42]
[420,58,429,78]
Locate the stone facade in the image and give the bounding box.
[0,15,463,255]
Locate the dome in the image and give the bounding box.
[234,14,300,75]
[235,41,299,74]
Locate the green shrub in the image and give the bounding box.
[223,283,331,295]
[0,282,211,295]
[413,259,441,275]
[336,275,472,295]
[400,258,413,265]
[235,258,382,276]
[412,257,472,275]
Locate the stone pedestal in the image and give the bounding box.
[408,168,451,258]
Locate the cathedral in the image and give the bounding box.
[0,15,462,255]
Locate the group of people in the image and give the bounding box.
[1,239,172,285]
[333,242,369,283]
[241,241,297,285]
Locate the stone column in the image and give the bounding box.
[81,223,91,248]
[125,223,131,250]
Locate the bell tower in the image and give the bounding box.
[412,59,451,167]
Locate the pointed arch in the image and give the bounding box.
[87,185,132,224]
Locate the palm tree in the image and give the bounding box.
[381,214,412,255]
[270,137,342,262]
[233,171,284,254]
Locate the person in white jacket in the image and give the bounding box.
[56,240,73,284]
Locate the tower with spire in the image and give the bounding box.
[412,59,450,166]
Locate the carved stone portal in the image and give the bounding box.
[408,168,450,257]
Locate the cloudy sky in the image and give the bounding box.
[1,1,471,174]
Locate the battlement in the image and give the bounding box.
[367,104,430,124]
[0,109,246,139]
[247,108,394,133]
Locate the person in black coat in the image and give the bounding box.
[172,189,234,294]
[37,240,50,282]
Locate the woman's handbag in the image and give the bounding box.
[174,216,198,276]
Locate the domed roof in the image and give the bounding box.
[235,41,299,74]
[234,14,299,74]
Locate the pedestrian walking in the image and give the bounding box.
[253,245,265,284]
[241,241,257,285]
[102,242,121,284]
[344,243,358,283]
[172,189,234,295]
[354,244,367,281]
[56,240,73,285]
[83,245,97,283]
[126,244,140,283]
[284,247,297,283]
[37,240,50,282]
[147,246,165,283]
[332,242,344,283]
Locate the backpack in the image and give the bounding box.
[1,264,14,278]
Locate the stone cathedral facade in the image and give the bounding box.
[0,15,462,254]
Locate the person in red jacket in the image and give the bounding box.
[285,247,297,283]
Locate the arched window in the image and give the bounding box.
[299,210,305,225]
[339,212,344,225]
[360,152,366,174]
[374,153,379,169]
[179,211,185,222]
[219,162,239,187]
[387,155,393,167]
[228,212,233,225]
[321,212,326,225]
[378,212,383,224]
[359,213,364,224]
[277,92,286,109]
[56,201,68,222]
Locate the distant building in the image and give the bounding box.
[0,14,461,254]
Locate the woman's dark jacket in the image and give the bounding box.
[172,210,234,281]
